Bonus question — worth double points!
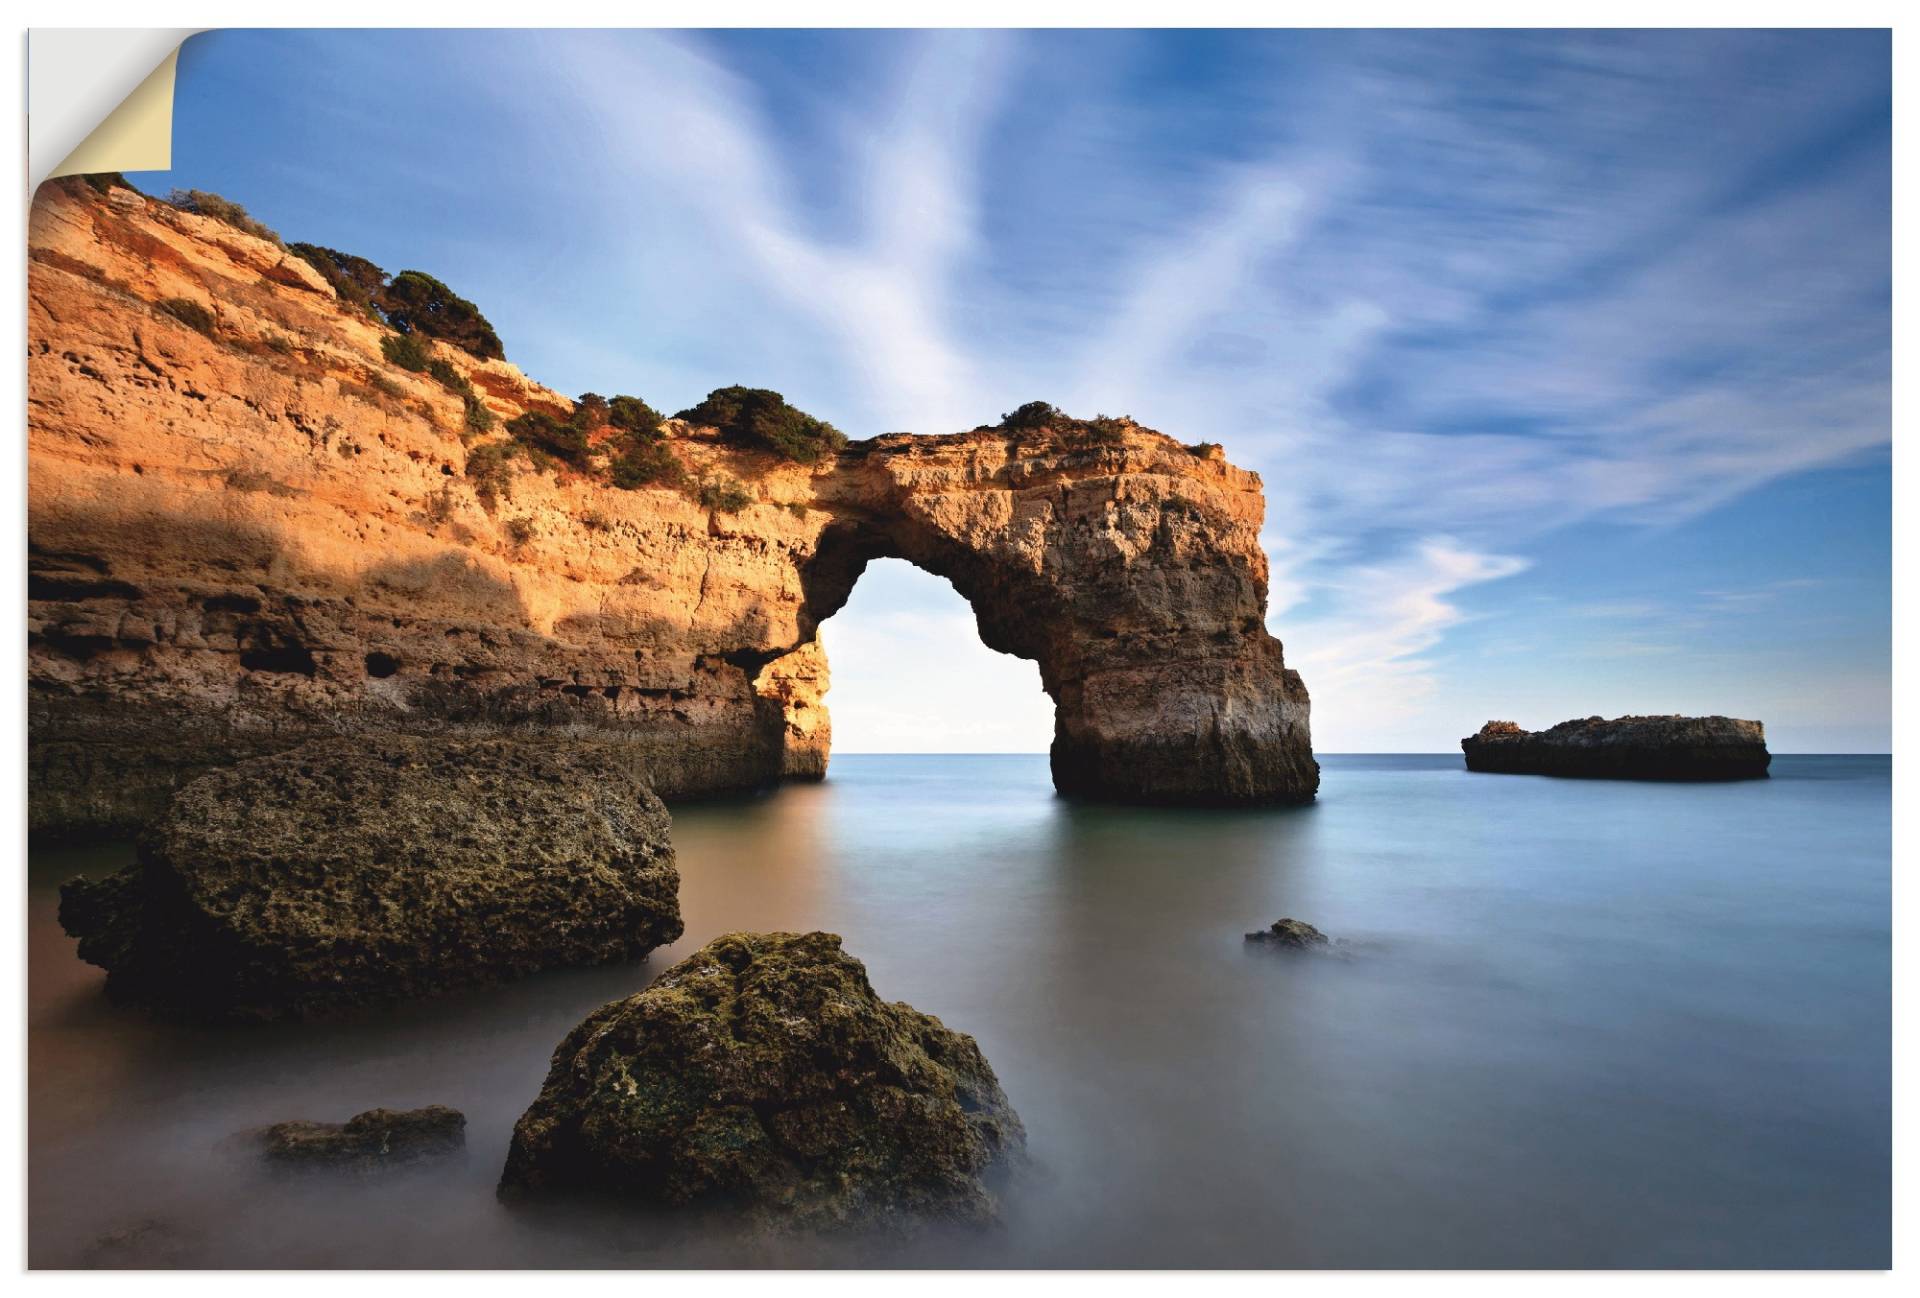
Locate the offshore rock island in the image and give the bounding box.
[1462,716,1772,781]
[27,176,1317,836]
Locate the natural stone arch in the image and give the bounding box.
[757,428,1320,805]
[26,179,1318,831]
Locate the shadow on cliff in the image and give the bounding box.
[360,550,532,629]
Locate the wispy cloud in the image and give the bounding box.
[1281,539,1529,735]
[510,28,1886,749]
[550,30,1010,436]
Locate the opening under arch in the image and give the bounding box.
[817,558,1054,756]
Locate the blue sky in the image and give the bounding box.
[131,28,1891,752]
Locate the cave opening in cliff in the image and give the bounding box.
[816,558,1053,756]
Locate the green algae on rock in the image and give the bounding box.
[499,931,1026,1232]
[58,736,683,1019]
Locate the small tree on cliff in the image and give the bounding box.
[998,401,1062,431]
[609,437,686,491]
[379,270,505,361]
[289,243,389,319]
[607,395,665,436]
[505,411,591,468]
[674,387,846,464]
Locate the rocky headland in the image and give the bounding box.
[500,931,1026,1232]
[29,176,1317,836]
[1461,716,1772,781]
[57,736,683,1018]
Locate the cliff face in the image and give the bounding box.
[1462,716,1771,781]
[28,179,1317,835]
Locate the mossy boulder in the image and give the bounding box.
[58,737,683,1019]
[499,931,1026,1232]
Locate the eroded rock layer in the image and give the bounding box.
[1461,716,1771,781]
[29,178,1317,834]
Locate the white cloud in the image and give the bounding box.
[526,30,1886,752]
[1279,539,1529,748]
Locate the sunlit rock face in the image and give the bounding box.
[28,178,1318,836]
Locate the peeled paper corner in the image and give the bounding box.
[32,30,197,187]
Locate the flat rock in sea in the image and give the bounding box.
[258,1105,467,1169]
[499,931,1027,1233]
[1245,918,1330,948]
[1461,715,1771,781]
[57,736,683,1019]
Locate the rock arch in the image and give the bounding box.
[762,428,1319,805]
[27,179,1318,833]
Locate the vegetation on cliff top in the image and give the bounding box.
[380,270,505,360]
[986,401,1135,442]
[168,188,283,245]
[79,172,138,197]
[289,243,387,319]
[675,386,847,464]
[63,179,816,519]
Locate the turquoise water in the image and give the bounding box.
[29,755,1890,1267]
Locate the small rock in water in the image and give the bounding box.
[81,1217,204,1268]
[258,1105,466,1169]
[1245,918,1329,948]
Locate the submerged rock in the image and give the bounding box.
[1245,918,1329,948]
[499,931,1026,1232]
[258,1105,466,1168]
[81,1217,205,1268]
[1461,715,1771,781]
[58,736,683,1019]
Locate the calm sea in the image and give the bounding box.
[28,754,1891,1268]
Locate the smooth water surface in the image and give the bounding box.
[28,755,1890,1268]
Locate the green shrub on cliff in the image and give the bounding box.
[168,189,282,245]
[675,386,845,464]
[157,297,216,336]
[997,400,1062,431]
[411,355,497,436]
[381,333,432,372]
[573,392,610,430]
[985,402,1132,442]
[381,270,504,360]
[608,436,686,491]
[426,357,466,391]
[505,411,590,468]
[80,172,138,197]
[607,395,665,436]
[464,440,521,512]
[697,475,752,513]
[289,243,388,319]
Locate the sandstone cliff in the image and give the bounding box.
[28,178,1317,835]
